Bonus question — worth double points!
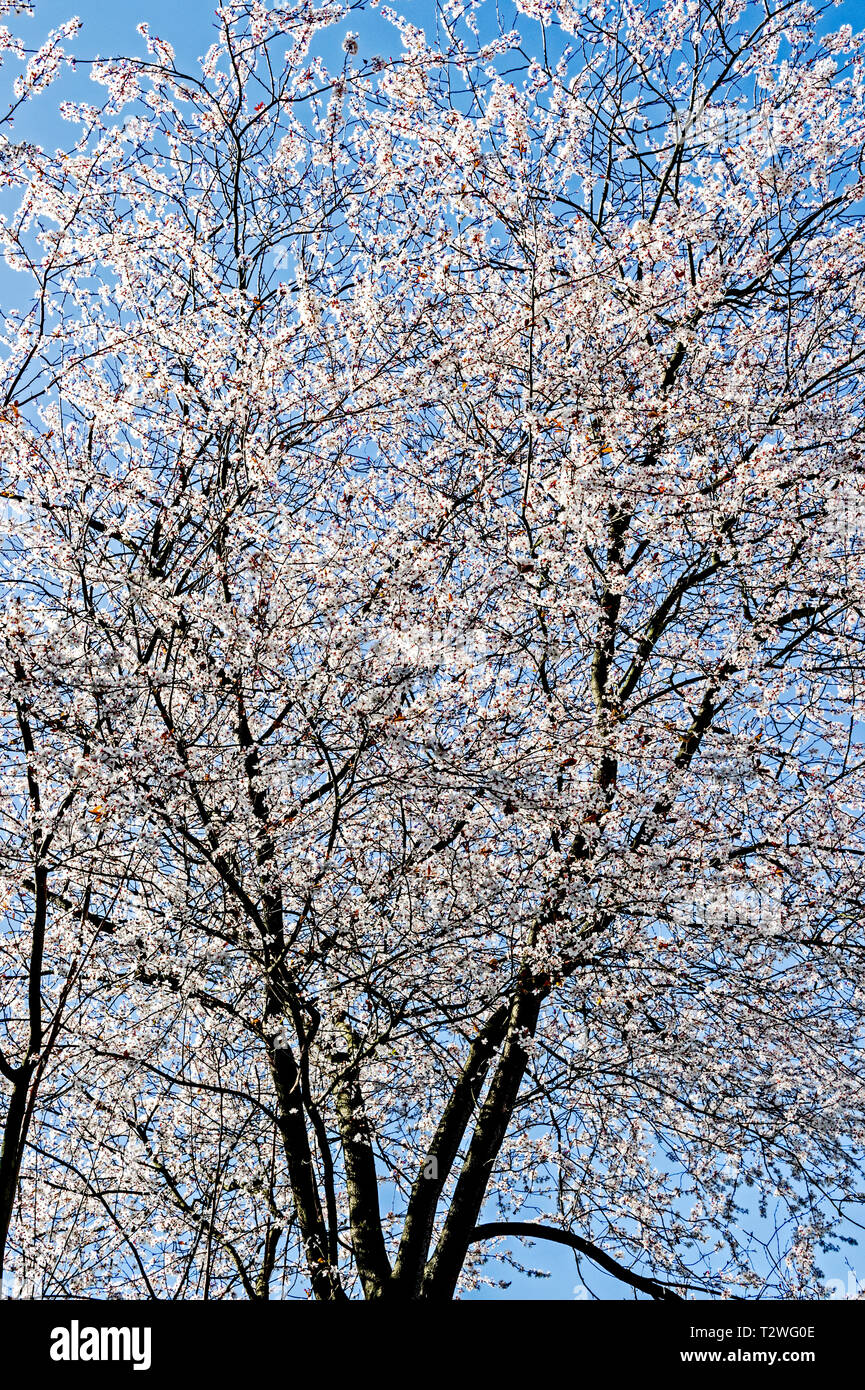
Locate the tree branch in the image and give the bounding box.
[469,1222,684,1300]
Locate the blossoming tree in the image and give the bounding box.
[1,0,864,1299]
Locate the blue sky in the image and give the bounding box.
[20,0,865,65]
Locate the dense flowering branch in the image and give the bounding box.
[0,0,864,1300]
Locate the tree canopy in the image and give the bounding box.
[0,0,864,1300]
